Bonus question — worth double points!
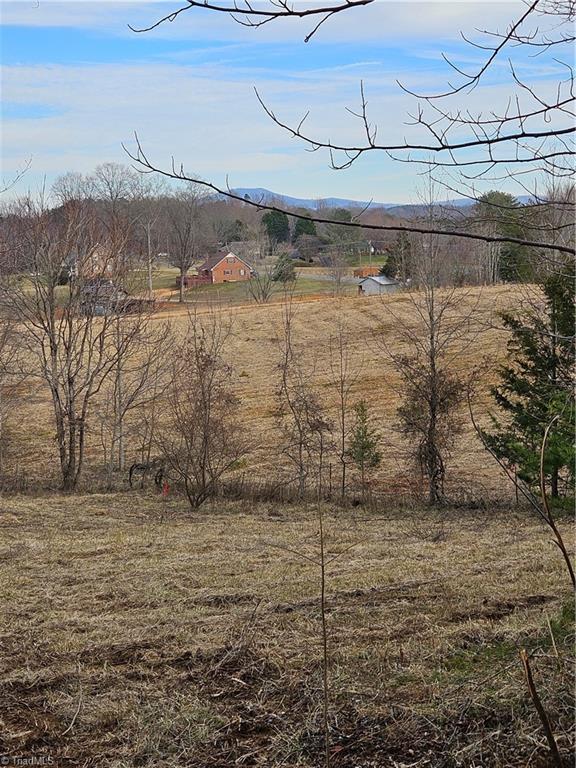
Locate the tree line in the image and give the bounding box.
[2,164,561,310]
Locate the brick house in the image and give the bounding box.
[197,252,254,284]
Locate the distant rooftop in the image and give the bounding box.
[359,275,399,285]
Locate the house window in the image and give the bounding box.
[240,269,245,276]
[223,269,232,275]
[227,257,235,263]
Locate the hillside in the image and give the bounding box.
[175,286,511,496]
[16,284,523,497]
[2,283,574,768]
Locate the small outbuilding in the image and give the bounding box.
[79,278,154,316]
[358,275,401,295]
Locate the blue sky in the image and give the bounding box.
[0,0,561,202]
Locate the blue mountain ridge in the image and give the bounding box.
[229,188,531,213]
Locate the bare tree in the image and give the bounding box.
[0,316,25,476]
[90,162,142,274]
[164,184,210,303]
[0,193,146,490]
[97,317,172,486]
[131,174,168,298]
[382,185,481,504]
[127,1,574,257]
[324,248,348,297]
[275,300,333,498]
[240,3,574,204]
[0,158,31,196]
[293,233,320,262]
[131,0,374,41]
[158,310,250,508]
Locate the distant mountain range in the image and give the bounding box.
[230,188,531,216]
[231,187,471,213]
[231,188,402,210]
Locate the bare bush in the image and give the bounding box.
[158,310,250,508]
[246,265,275,304]
[275,301,333,498]
[328,318,361,499]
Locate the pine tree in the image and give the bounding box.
[484,265,575,498]
[271,252,296,283]
[292,216,317,243]
[262,210,290,245]
[347,400,382,498]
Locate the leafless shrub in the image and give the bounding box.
[158,309,251,508]
[275,301,333,498]
[246,265,275,304]
[328,318,362,500]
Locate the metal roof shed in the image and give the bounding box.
[358,275,401,295]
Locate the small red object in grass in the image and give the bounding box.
[162,481,170,497]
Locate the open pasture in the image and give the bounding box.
[0,493,573,766]
[14,284,523,497]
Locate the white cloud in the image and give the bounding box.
[2,1,524,43]
[2,0,566,202]
[2,52,562,202]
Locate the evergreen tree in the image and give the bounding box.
[484,265,575,498]
[474,192,531,282]
[292,215,317,243]
[262,210,290,244]
[347,400,382,497]
[271,252,296,283]
[326,207,357,253]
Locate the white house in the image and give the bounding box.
[358,275,401,295]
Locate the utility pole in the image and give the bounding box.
[144,218,157,299]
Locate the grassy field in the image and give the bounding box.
[1,493,573,766]
[148,284,520,498]
[176,277,355,304]
[150,266,357,304]
[11,284,530,495]
[2,282,574,766]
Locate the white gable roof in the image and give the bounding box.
[359,275,399,285]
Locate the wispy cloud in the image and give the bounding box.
[1,0,562,202]
[2,1,523,42]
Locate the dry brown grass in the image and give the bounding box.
[12,284,522,497]
[0,492,573,766]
